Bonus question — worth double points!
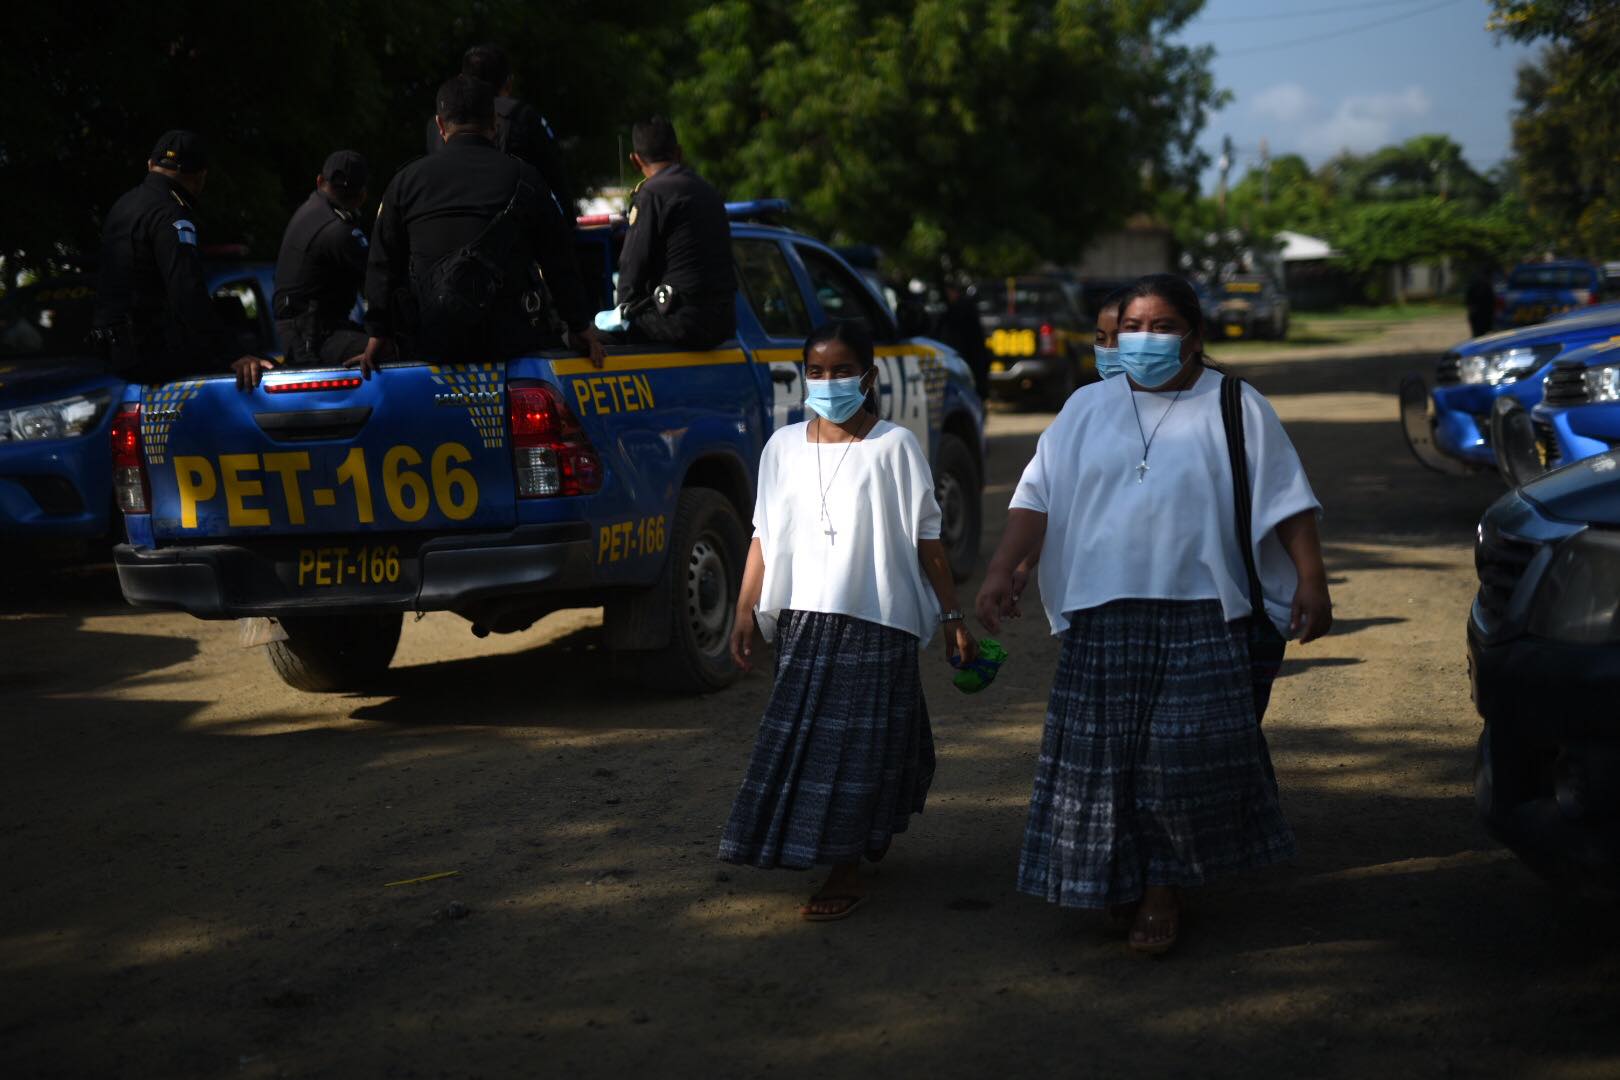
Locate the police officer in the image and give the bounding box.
[272,151,372,366]
[424,43,576,217]
[353,75,605,372]
[607,117,736,350]
[91,131,268,388]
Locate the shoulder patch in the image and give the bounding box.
[173,219,198,246]
[351,227,369,249]
[628,204,639,227]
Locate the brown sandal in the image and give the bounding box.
[1127,907,1180,955]
[801,894,866,922]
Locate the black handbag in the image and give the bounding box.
[1219,373,1287,721]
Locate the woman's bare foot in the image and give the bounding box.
[1127,885,1180,955]
[801,862,866,921]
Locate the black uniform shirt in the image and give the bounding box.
[365,133,590,336]
[615,163,735,312]
[272,190,369,322]
[92,172,229,376]
[424,97,576,216]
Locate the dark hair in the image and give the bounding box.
[437,75,496,128]
[1117,273,1204,333]
[1097,286,1131,321]
[462,44,511,90]
[803,319,879,415]
[632,117,680,163]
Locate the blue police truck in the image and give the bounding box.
[110,206,987,692]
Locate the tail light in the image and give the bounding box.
[509,384,602,497]
[109,402,149,513]
[1038,323,1057,356]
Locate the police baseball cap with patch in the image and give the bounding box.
[321,150,369,193]
[149,130,208,173]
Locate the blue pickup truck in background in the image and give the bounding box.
[1494,260,1608,330]
[1399,304,1620,480]
[0,262,279,553]
[110,206,987,693]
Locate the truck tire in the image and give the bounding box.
[935,433,982,582]
[640,488,746,693]
[267,612,403,692]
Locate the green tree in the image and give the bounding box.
[670,0,1221,277]
[1491,0,1620,254]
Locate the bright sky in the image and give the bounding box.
[1177,0,1539,190]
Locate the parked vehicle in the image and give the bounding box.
[1399,305,1620,476]
[1210,274,1289,341]
[1496,339,1620,487]
[976,274,1094,409]
[111,204,987,693]
[1495,260,1606,330]
[1470,455,1620,886]
[0,262,279,549]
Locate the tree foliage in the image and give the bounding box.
[1491,0,1620,255]
[670,0,1221,277]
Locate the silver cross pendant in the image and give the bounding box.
[1136,459,1150,483]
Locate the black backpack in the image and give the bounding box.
[419,180,530,335]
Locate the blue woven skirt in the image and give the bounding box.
[1016,598,1294,909]
[719,610,935,869]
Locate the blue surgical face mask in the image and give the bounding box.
[1094,345,1123,379]
[1117,331,1188,388]
[804,373,869,423]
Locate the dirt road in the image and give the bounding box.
[3,313,1617,1078]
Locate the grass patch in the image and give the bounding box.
[1300,298,1463,321]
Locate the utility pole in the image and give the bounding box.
[1217,134,1233,222]
[1259,137,1270,208]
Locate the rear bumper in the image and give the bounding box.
[988,357,1063,394]
[114,522,595,619]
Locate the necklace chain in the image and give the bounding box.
[1128,381,1186,483]
[814,414,869,543]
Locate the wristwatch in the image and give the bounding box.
[939,609,964,624]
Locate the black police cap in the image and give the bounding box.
[321,150,369,192]
[149,130,208,173]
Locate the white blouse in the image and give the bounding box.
[752,419,943,644]
[1010,367,1320,636]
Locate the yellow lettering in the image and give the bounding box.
[219,453,269,528]
[173,456,217,530]
[382,445,428,523]
[606,377,624,412]
[315,547,332,586]
[335,447,374,523]
[618,375,638,411]
[609,522,625,561]
[592,379,612,415]
[261,451,311,525]
[597,527,612,563]
[331,546,348,584]
[297,548,315,586]
[633,374,654,409]
[574,378,593,416]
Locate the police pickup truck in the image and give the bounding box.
[111,204,987,693]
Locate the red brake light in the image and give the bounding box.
[508,384,602,497]
[109,403,149,513]
[1038,323,1057,356]
[264,375,364,393]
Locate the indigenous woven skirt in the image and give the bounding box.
[1016,598,1294,909]
[719,610,935,869]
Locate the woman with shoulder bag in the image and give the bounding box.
[976,273,1331,955]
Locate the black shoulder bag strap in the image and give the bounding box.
[1220,372,1287,721]
[469,177,531,257]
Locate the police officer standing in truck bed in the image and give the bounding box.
[92,131,267,388]
[611,117,736,350]
[353,75,605,372]
[272,151,372,367]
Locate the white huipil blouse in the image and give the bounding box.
[1010,367,1320,636]
[752,419,943,645]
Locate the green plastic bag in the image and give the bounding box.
[952,637,1008,694]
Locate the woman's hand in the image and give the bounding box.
[1008,564,1031,620]
[947,620,978,668]
[730,611,762,672]
[1290,575,1333,644]
[975,568,1017,633]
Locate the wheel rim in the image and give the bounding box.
[937,472,967,552]
[685,533,732,657]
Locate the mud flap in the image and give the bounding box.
[1399,373,1475,476]
[238,616,288,648]
[1490,396,1544,489]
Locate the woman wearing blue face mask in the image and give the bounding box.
[720,319,977,921]
[976,273,1331,956]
